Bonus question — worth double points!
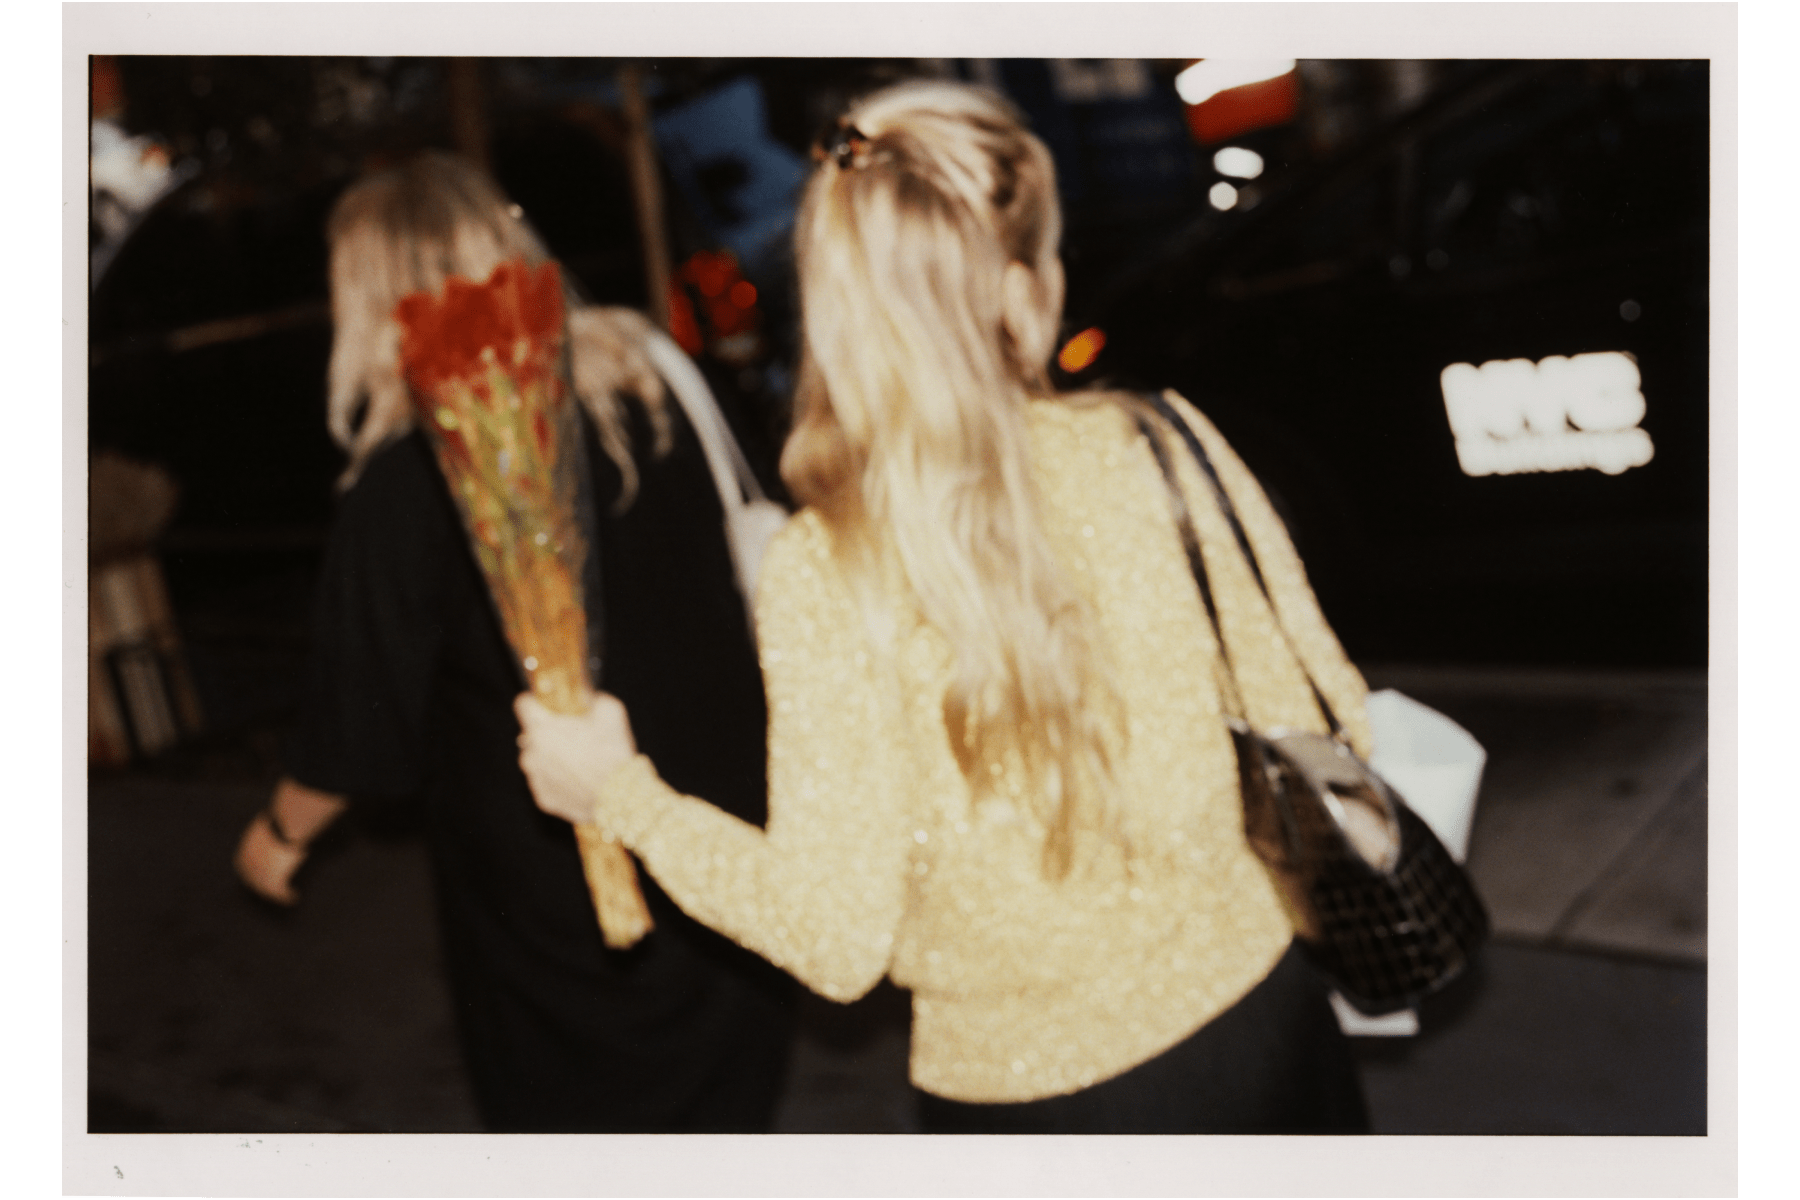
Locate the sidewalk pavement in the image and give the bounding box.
[82,664,1709,1135]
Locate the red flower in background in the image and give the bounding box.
[396,258,565,393]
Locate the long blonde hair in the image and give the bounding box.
[325,151,668,493]
[782,81,1124,877]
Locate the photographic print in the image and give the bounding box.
[64,4,1735,1195]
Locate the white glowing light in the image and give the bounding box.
[1212,146,1265,179]
[1175,59,1297,107]
[1208,181,1240,211]
[1440,352,1653,477]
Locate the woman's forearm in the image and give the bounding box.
[233,777,349,906]
[603,749,910,1003]
[269,776,349,844]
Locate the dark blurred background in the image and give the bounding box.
[84,57,1709,1136]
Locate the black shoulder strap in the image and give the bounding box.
[1134,392,1345,740]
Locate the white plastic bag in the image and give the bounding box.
[1364,688,1486,863]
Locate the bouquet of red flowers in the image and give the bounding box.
[396,258,653,949]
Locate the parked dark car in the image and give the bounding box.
[1060,60,1709,668]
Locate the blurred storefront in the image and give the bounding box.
[89,57,1709,772]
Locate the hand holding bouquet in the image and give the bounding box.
[396,258,654,949]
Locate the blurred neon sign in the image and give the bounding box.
[1440,352,1654,477]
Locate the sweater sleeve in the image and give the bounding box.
[592,510,915,1002]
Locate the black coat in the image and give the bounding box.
[286,400,795,1132]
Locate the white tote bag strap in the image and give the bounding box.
[640,330,789,624]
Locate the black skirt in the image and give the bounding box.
[915,940,1369,1134]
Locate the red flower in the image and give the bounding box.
[432,422,471,466]
[396,258,565,396]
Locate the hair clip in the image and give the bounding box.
[813,123,871,170]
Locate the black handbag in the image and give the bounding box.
[1134,392,1489,1016]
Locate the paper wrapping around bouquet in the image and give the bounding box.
[397,257,653,950]
[573,824,656,949]
[531,667,654,951]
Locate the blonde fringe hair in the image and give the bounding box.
[325,151,669,495]
[781,81,1126,878]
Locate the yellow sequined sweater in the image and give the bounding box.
[594,393,1372,1103]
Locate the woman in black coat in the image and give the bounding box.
[232,152,795,1132]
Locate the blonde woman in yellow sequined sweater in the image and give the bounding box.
[518,80,1370,1133]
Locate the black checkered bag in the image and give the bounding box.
[1135,392,1489,1016]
